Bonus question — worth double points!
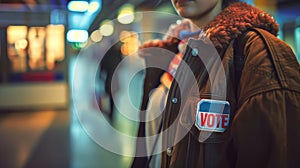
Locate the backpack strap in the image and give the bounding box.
[233,31,255,87]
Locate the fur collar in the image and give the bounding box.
[141,2,279,53]
[204,2,279,51]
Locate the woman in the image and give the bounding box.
[132,0,300,167]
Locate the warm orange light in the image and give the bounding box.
[28,27,46,70]
[7,26,28,72]
[7,26,28,44]
[46,25,65,70]
[120,31,139,56]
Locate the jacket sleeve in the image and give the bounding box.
[231,31,300,168]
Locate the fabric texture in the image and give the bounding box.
[131,2,300,168]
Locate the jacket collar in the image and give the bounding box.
[204,2,279,51]
[142,2,279,53]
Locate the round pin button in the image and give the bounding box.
[166,147,172,156]
[191,48,199,57]
[172,98,178,103]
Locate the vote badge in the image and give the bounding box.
[195,99,230,132]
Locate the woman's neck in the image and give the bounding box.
[189,1,222,28]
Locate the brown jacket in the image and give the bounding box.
[132,2,300,168]
[160,28,300,168]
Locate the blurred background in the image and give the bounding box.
[0,0,299,167]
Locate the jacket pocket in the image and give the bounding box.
[177,95,233,168]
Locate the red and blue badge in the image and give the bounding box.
[195,99,230,132]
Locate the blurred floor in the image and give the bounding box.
[0,110,70,168]
[0,55,144,168]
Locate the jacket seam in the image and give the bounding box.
[239,86,300,109]
[239,85,281,107]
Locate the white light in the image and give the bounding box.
[88,1,100,13]
[67,29,88,42]
[68,1,89,12]
[118,13,135,24]
[90,29,103,42]
[99,20,114,36]
[15,39,28,50]
[176,20,182,24]
[117,4,135,24]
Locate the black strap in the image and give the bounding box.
[233,31,255,87]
